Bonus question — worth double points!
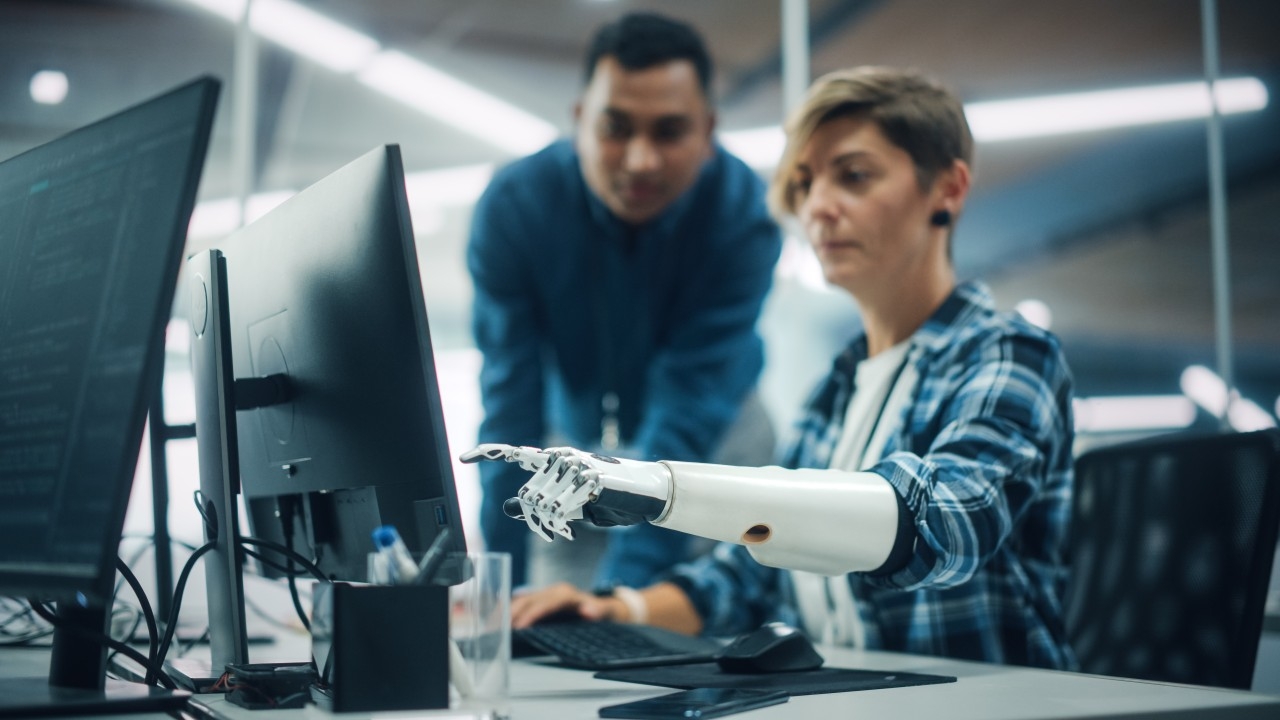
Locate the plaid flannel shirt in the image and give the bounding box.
[666,281,1077,670]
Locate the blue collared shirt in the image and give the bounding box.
[667,281,1078,670]
[468,139,781,588]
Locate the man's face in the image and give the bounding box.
[575,56,715,225]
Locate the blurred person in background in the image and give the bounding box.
[467,11,781,591]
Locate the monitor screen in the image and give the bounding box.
[0,76,218,712]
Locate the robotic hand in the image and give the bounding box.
[460,444,672,543]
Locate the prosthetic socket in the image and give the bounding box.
[460,444,904,577]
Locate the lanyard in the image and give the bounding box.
[588,228,637,451]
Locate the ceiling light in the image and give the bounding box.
[177,0,557,156]
[30,70,69,105]
[178,0,378,71]
[721,77,1267,170]
[966,77,1268,142]
[1181,364,1228,417]
[178,0,245,22]
[250,0,380,73]
[1228,399,1277,431]
[1179,364,1277,431]
[357,51,558,156]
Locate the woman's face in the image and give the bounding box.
[790,115,944,296]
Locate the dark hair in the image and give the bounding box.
[583,12,713,97]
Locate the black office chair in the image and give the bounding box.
[1064,428,1280,690]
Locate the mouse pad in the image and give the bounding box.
[594,662,955,696]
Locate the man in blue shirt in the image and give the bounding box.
[468,12,781,589]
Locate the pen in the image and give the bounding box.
[413,527,453,585]
[371,525,418,585]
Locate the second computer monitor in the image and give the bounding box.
[213,145,468,584]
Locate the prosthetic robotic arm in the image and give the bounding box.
[460,444,905,576]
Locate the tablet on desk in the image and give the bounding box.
[599,688,789,719]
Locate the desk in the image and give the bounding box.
[3,641,1278,719]
[189,647,1280,720]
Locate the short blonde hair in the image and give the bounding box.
[768,66,974,218]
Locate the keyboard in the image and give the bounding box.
[514,620,722,670]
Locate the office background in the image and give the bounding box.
[2,0,1277,691]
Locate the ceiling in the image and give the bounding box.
[2,0,1278,403]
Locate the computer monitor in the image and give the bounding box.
[0,76,219,715]
[188,145,469,676]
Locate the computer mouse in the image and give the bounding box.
[714,622,825,673]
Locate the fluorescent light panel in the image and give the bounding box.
[178,0,556,155]
[178,1,1268,172]
[180,0,245,22]
[1179,365,1277,431]
[966,77,1268,142]
[357,51,557,156]
[722,77,1268,170]
[250,0,380,73]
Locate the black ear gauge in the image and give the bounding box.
[929,209,952,227]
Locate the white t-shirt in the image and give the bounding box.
[793,340,918,648]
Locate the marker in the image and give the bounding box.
[413,528,453,585]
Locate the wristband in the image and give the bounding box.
[603,585,648,625]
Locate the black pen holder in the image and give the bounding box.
[311,582,449,713]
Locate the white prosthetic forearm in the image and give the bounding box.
[653,462,904,577]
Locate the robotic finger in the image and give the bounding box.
[459,443,553,472]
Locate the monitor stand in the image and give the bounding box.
[0,602,190,718]
[0,677,190,718]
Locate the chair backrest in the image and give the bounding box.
[1064,428,1280,690]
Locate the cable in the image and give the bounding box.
[114,558,160,670]
[151,539,216,686]
[104,606,145,674]
[240,547,307,578]
[28,601,175,689]
[114,535,154,599]
[238,538,322,633]
[238,538,327,582]
[285,574,311,634]
[0,598,53,645]
[277,497,313,633]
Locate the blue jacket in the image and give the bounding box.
[468,139,782,588]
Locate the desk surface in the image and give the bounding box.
[187,646,1280,720]
[4,639,1278,719]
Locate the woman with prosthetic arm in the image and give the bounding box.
[463,66,1076,670]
